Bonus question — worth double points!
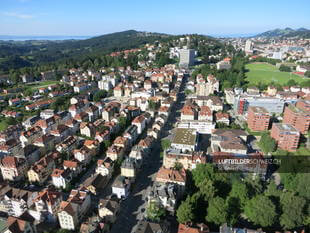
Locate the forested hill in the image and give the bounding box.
[255,27,310,38]
[0,30,171,73]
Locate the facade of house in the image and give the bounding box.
[27,154,55,184]
[211,129,248,154]
[58,190,91,230]
[247,106,270,131]
[0,156,27,181]
[271,123,300,152]
[98,199,119,223]
[51,169,72,189]
[283,104,310,134]
[112,175,131,199]
[33,188,62,222]
[163,149,206,170]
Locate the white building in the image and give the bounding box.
[177,120,215,134]
[111,175,131,199]
[179,49,195,67]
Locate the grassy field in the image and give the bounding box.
[245,63,306,85]
[0,120,8,131]
[28,80,60,90]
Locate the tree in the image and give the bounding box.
[300,79,310,87]
[176,197,195,224]
[118,116,128,130]
[24,88,33,97]
[93,90,107,102]
[146,202,166,222]
[197,179,215,201]
[229,180,250,208]
[206,197,228,225]
[265,180,281,197]
[258,132,277,154]
[148,100,159,110]
[279,65,291,72]
[244,195,277,227]
[192,164,216,187]
[280,192,306,229]
[184,89,193,95]
[305,70,310,78]
[161,139,171,151]
[286,79,297,87]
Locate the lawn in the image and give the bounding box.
[0,120,8,131]
[28,80,60,90]
[245,63,306,85]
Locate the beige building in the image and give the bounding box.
[27,154,55,184]
[0,156,28,181]
[163,150,206,170]
[121,158,136,178]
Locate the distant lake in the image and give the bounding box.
[0,35,92,41]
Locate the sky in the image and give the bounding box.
[1,0,310,36]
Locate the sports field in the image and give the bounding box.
[245,63,306,85]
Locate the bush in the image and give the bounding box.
[279,65,291,72]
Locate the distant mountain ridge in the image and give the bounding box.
[255,27,310,38]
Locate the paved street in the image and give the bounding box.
[110,75,188,233]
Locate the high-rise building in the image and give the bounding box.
[296,100,310,112]
[247,106,270,131]
[179,49,195,68]
[271,123,300,152]
[283,104,310,134]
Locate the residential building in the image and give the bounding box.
[283,104,310,134]
[81,174,108,195]
[215,112,230,125]
[0,156,27,181]
[5,215,37,233]
[98,199,119,223]
[27,154,55,185]
[0,186,38,217]
[179,49,195,67]
[132,115,146,134]
[121,158,136,178]
[111,175,131,199]
[133,221,169,233]
[163,149,206,170]
[178,223,209,233]
[216,59,231,70]
[33,188,62,222]
[271,123,300,152]
[148,183,179,213]
[95,157,114,178]
[51,169,72,189]
[155,167,186,187]
[58,190,91,230]
[211,129,248,154]
[80,122,96,138]
[171,128,198,152]
[247,106,270,131]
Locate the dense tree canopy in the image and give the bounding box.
[244,195,277,227]
[176,197,195,224]
[206,197,228,225]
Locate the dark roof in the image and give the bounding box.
[134,221,164,233]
